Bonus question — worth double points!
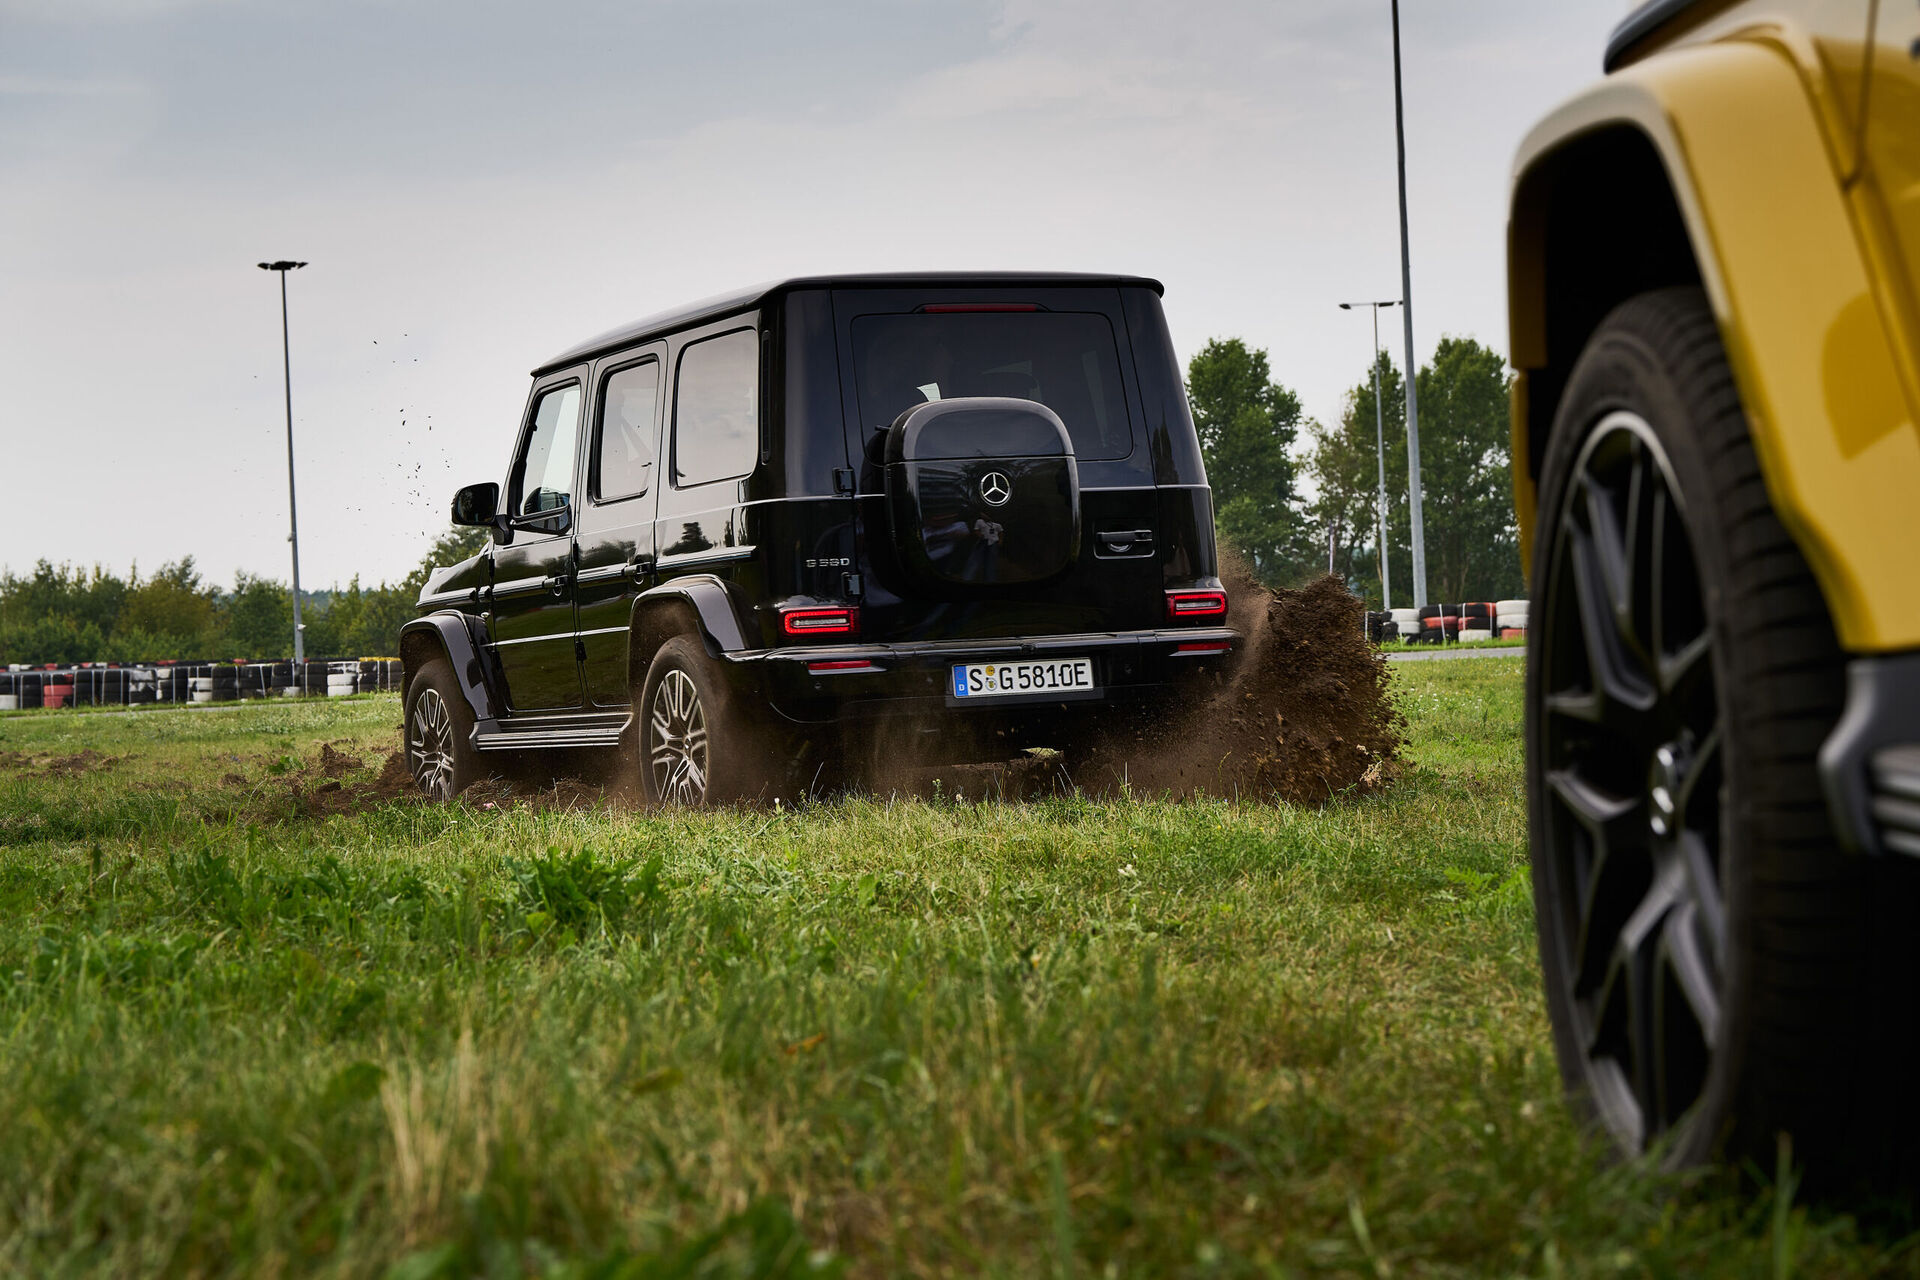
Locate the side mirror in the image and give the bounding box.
[451,482,499,526]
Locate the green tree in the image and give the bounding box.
[225,572,294,658]
[1185,338,1313,585]
[121,558,223,653]
[1306,337,1524,608]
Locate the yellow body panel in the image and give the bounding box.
[1509,11,1920,653]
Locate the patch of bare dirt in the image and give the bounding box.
[19,749,125,778]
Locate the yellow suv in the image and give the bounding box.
[1508,0,1920,1177]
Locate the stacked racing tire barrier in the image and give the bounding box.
[0,657,408,710]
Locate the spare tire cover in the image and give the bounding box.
[883,397,1080,589]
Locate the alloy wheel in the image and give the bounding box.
[409,686,457,801]
[649,669,710,804]
[1537,410,1724,1152]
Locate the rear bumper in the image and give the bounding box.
[727,627,1240,725]
[1820,652,1920,857]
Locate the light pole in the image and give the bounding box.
[258,260,308,665]
[1339,300,1400,610]
[1390,0,1429,607]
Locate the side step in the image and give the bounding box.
[473,712,630,752]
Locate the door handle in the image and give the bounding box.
[545,573,568,596]
[626,554,653,580]
[1096,529,1154,554]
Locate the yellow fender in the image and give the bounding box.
[1509,35,1920,653]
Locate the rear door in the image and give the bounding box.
[488,372,585,713]
[575,345,666,707]
[654,320,762,599]
[830,286,1162,643]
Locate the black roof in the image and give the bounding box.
[533,271,1164,375]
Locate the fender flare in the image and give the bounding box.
[627,573,754,683]
[1508,37,1920,651]
[399,612,502,733]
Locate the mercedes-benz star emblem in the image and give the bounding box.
[979,470,1012,506]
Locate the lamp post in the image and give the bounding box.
[1390,0,1429,607]
[1339,300,1400,610]
[258,260,308,665]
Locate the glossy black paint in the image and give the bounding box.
[885,399,1079,590]
[402,273,1229,754]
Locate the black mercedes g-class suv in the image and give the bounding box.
[399,273,1235,804]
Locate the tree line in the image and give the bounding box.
[0,334,1520,663]
[1188,333,1524,604]
[0,528,489,665]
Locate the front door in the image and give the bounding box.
[489,373,585,713]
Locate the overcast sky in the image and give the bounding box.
[1,0,1626,590]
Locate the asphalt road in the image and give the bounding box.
[1385,646,1525,663]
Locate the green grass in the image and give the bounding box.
[0,661,1913,1277]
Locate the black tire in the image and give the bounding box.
[637,635,778,805]
[404,658,481,801]
[1527,286,1920,1181]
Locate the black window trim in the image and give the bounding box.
[589,351,664,506]
[670,323,762,492]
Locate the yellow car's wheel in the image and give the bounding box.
[1527,287,1920,1180]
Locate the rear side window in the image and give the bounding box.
[594,359,660,501]
[851,312,1133,460]
[672,329,758,487]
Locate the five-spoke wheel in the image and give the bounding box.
[1535,410,1723,1150]
[1527,288,1919,1180]
[403,657,479,800]
[637,634,776,806]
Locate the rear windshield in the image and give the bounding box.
[850,311,1133,460]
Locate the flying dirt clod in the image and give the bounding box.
[1067,559,1403,804]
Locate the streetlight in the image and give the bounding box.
[1390,0,1429,607]
[1339,299,1400,610]
[258,260,308,665]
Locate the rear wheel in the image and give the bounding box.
[638,635,778,805]
[1528,287,1920,1180]
[405,659,480,800]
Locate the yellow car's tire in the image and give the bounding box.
[1526,287,1920,1183]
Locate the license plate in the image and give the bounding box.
[951,658,1095,699]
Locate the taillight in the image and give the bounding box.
[1165,589,1228,622]
[781,606,859,637]
[919,302,1040,313]
[1175,641,1232,655]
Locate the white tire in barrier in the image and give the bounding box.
[328,683,358,697]
[1497,612,1528,630]
[192,690,216,704]
[1495,600,1529,614]
[0,696,16,711]
[1460,628,1494,642]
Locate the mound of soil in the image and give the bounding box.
[1071,561,1402,804]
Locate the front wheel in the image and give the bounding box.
[1527,287,1920,1180]
[405,658,480,800]
[637,635,777,806]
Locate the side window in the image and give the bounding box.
[672,329,758,487]
[509,383,581,520]
[594,359,660,502]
